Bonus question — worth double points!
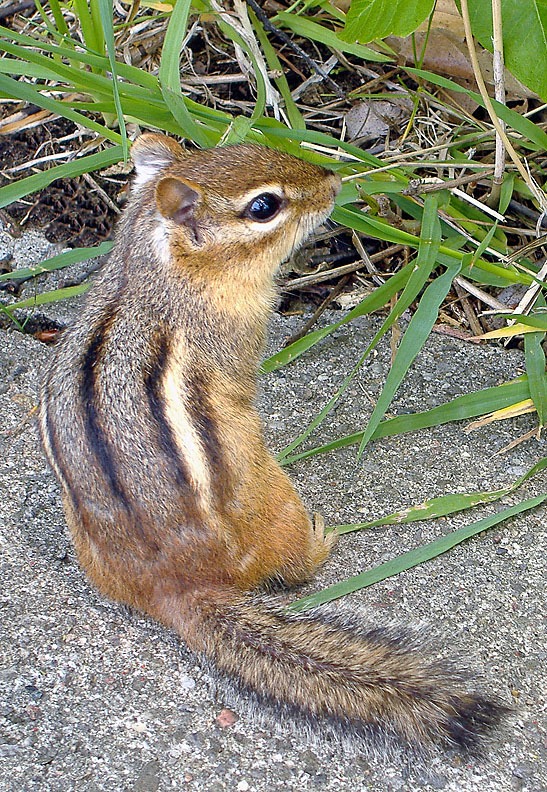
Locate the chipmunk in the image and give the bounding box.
[39,133,504,754]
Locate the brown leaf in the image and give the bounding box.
[387,0,535,105]
[34,329,60,344]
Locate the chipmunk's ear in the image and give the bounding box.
[131,134,184,186]
[155,176,203,246]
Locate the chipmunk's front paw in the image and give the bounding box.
[311,512,337,563]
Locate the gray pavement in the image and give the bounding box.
[0,228,546,791]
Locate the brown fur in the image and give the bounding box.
[40,133,504,753]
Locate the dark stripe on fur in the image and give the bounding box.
[81,318,132,511]
[186,372,223,478]
[144,333,190,488]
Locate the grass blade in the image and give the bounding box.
[159,0,215,147]
[253,122,386,167]
[0,61,61,80]
[74,0,103,55]
[337,202,529,286]
[333,456,547,533]
[217,50,267,143]
[277,226,446,463]
[0,73,122,144]
[0,25,160,90]
[43,0,70,35]
[0,39,138,98]
[357,197,454,455]
[0,146,124,209]
[98,0,128,156]
[333,205,419,246]
[274,11,391,62]
[262,263,413,373]
[406,67,547,150]
[524,328,547,426]
[2,284,89,313]
[289,495,547,612]
[503,313,547,330]
[249,6,305,130]
[0,242,113,283]
[282,378,532,464]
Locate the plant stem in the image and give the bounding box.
[488,0,506,207]
[459,0,546,212]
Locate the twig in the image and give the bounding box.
[508,200,547,230]
[181,73,250,86]
[460,0,547,212]
[402,168,495,196]
[245,0,345,99]
[82,172,121,216]
[451,187,505,221]
[350,231,387,286]
[283,276,351,346]
[512,259,547,317]
[282,244,404,291]
[453,275,508,311]
[0,1,34,21]
[505,235,547,263]
[0,405,37,438]
[453,279,484,336]
[209,0,281,114]
[488,0,506,207]
[342,161,495,183]
[290,55,339,101]
[3,150,74,173]
[496,426,542,454]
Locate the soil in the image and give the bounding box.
[0,118,124,247]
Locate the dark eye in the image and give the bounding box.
[244,193,283,222]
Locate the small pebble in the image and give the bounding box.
[215,708,238,728]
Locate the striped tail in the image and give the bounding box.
[154,585,506,753]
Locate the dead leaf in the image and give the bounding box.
[34,329,60,344]
[345,97,412,141]
[387,0,535,106]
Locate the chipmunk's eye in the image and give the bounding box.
[244,193,283,222]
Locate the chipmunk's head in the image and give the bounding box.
[130,133,340,275]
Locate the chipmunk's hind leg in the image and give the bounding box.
[262,510,336,591]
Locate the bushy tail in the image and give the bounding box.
[157,586,505,753]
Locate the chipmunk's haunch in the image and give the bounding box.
[40,133,504,753]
